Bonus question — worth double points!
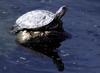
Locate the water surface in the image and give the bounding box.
[0,0,100,73]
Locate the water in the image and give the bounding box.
[0,0,100,73]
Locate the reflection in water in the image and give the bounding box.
[15,29,71,71]
[12,21,71,71]
[28,40,65,71]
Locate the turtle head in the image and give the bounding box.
[55,5,67,20]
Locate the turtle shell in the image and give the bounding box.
[14,10,55,31]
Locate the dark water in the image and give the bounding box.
[0,0,100,73]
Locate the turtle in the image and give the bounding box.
[11,5,67,46]
[11,5,68,71]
